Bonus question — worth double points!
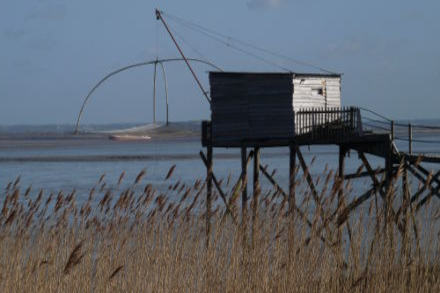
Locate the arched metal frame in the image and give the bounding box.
[74,58,222,134]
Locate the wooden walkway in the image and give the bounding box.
[200,107,440,247]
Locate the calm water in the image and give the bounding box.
[1,124,440,204]
[0,120,440,204]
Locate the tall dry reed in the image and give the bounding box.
[0,166,439,292]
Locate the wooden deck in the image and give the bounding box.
[200,106,440,247]
[203,106,440,168]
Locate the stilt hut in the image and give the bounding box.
[203,71,343,147]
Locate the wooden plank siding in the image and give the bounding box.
[209,72,342,147]
[210,72,295,145]
[292,76,341,109]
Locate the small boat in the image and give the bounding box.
[109,134,151,141]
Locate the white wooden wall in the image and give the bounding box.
[292,76,341,110]
[292,76,342,134]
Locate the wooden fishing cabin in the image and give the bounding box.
[199,70,440,247]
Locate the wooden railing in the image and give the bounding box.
[295,107,362,140]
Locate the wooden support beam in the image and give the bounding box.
[289,144,296,216]
[259,163,341,256]
[259,164,312,228]
[337,145,352,244]
[337,187,376,226]
[288,144,296,258]
[401,162,410,237]
[338,146,347,205]
[295,146,332,235]
[414,164,440,187]
[390,121,395,141]
[344,168,387,180]
[229,151,254,203]
[219,151,253,223]
[406,165,440,206]
[395,169,430,217]
[199,151,237,225]
[241,147,248,220]
[416,190,440,211]
[295,146,321,208]
[206,144,213,248]
[252,147,260,246]
[358,151,404,234]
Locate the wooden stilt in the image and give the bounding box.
[406,165,440,208]
[259,164,312,228]
[199,151,237,224]
[358,151,404,234]
[295,146,320,204]
[259,162,335,248]
[337,187,377,226]
[337,146,350,241]
[296,146,326,222]
[241,146,248,223]
[288,144,297,261]
[401,160,411,260]
[252,147,260,246]
[344,168,387,180]
[385,152,393,225]
[336,145,347,289]
[289,144,297,216]
[338,146,346,209]
[414,164,440,186]
[206,144,213,248]
[229,151,253,200]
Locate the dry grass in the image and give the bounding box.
[1,165,440,292]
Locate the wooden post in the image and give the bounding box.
[402,162,410,250]
[252,147,260,246]
[338,146,346,208]
[384,149,393,227]
[337,144,346,293]
[199,151,237,224]
[289,144,296,216]
[409,123,413,154]
[241,147,248,222]
[288,144,297,260]
[390,121,395,142]
[152,61,157,124]
[206,144,213,248]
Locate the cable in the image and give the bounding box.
[360,107,440,132]
[161,11,333,73]
[359,107,392,122]
[166,16,292,72]
[362,123,390,131]
[395,137,440,144]
[362,117,392,125]
[168,24,208,60]
[394,122,440,130]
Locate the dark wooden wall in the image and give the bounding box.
[210,72,294,145]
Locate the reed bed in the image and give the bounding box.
[1,165,440,292]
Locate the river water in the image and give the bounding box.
[1,123,440,205]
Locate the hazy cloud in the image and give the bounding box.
[399,10,425,23]
[326,35,409,58]
[25,2,67,22]
[247,0,286,10]
[3,29,28,41]
[25,34,58,51]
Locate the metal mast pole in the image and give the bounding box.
[155,9,211,104]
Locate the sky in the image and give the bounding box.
[0,0,439,125]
